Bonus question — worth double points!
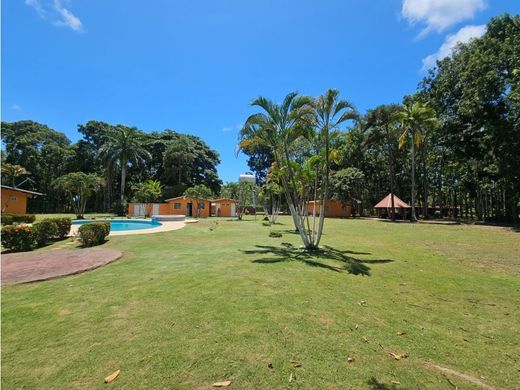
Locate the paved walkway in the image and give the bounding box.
[69,220,186,236]
[1,248,122,285]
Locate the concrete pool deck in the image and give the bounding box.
[70,219,186,236]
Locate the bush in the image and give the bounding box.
[32,220,59,247]
[1,224,34,252]
[78,222,110,247]
[111,200,128,216]
[43,217,72,238]
[1,213,36,225]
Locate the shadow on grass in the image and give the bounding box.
[241,242,393,276]
[367,377,398,389]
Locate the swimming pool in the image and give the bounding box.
[72,219,162,232]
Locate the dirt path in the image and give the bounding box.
[422,360,496,389]
[1,248,122,285]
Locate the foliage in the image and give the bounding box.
[1,213,36,225]
[236,181,255,220]
[330,167,365,204]
[32,220,59,247]
[131,180,164,217]
[1,163,30,188]
[184,184,213,218]
[1,224,34,252]
[78,222,110,247]
[99,125,152,202]
[239,89,357,248]
[42,217,72,238]
[52,172,105,219]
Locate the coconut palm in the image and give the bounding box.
[53,172,105,218]
[99,126,152,202]
[1,163,30,188]
[394,102,438,222]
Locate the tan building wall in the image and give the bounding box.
[306,200,352,218]
[1,188,29,214]
[211,199,237,217]
[166,197,211,218]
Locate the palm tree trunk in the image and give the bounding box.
[120,163,127,203]
[410,137,417,222]
[389,150,396,221]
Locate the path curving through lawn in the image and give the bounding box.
[1,248,122,285]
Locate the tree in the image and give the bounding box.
[364,104,402,220]
[239,90,357,249]
[236,181,254,220]
[184,184,212,218]
[131,180,164,217]
[330,167,365,216]
[52,172,104,219]
[99,125,152,203]
[220,182,239,199]
[394,102,438,222]
[1,163,30,188]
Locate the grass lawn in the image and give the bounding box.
[2,217,519,389]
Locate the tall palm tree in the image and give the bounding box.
[394,102,438,222]
[99,126,152,202]
[312,89,358,246]
[238,92,315,247]
[365,104,401,221]
[1,163,30,188]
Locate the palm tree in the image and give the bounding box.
[53,172,105,218]
[312,89,358,246]
[365,104,401,221]
[1,163,30,188]
[394,102,438,222]
[238,92,315,247]
[99,126,152,203]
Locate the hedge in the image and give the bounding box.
[78,222,110,247]
[1,224,34,252]
[42,217,72,238]
[1,213,36,225]
[32,220,59,247]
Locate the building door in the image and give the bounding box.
[230,203,236,217]
[187,202,193,217]
[134,204,145,216]
[152,204,160,216]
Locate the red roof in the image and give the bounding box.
[374,193,410,208]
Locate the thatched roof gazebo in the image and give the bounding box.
[374,193,410,219]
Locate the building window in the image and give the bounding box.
[9,196,17,201]
[174,203,182,209]
[198,203,205,209]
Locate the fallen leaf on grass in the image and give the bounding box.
[104,370,120,383]
[212,381,232,387]
[289,372,294,382]
[347,357,355,363]
[391,380,401,385]
[267,363,273,369]
[389,352,409,360]
[291,361,302,368]
[362,336,368,343]
[358,300,367,306]
[396,332,406,336]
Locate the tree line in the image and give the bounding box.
[1,120,222,213]
[239,14,519,225]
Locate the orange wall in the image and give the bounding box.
[306,200,352,218]
[1,188,29,214]
[167,197,210,218]
[212,200,237,217]
[127,203,170,216]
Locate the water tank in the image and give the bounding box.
[239,173,256,185]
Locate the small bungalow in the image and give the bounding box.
[1,185,44,214]
[374,193,410,219]
[306,199,352,218]
[211,198,238,217]
[165,196,211,218]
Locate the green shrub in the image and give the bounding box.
[1,213,36,225]
[32,220,59,247]
[78,222,110,247]
[1,224,34,252]
[43,217,71,238]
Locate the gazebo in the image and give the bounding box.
[374,193,410,219]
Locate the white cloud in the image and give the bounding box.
[10,104,22,111]
[25,0,46,18]
[402,0,486,34]
[53,0,83,32]
[25,0,83,32]
[422,24,486,71]
[222,123,243,133]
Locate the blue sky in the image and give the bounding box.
[2,0,519,182]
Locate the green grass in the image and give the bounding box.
[2,217,519,389]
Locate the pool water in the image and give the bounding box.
[72,219,162,232]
